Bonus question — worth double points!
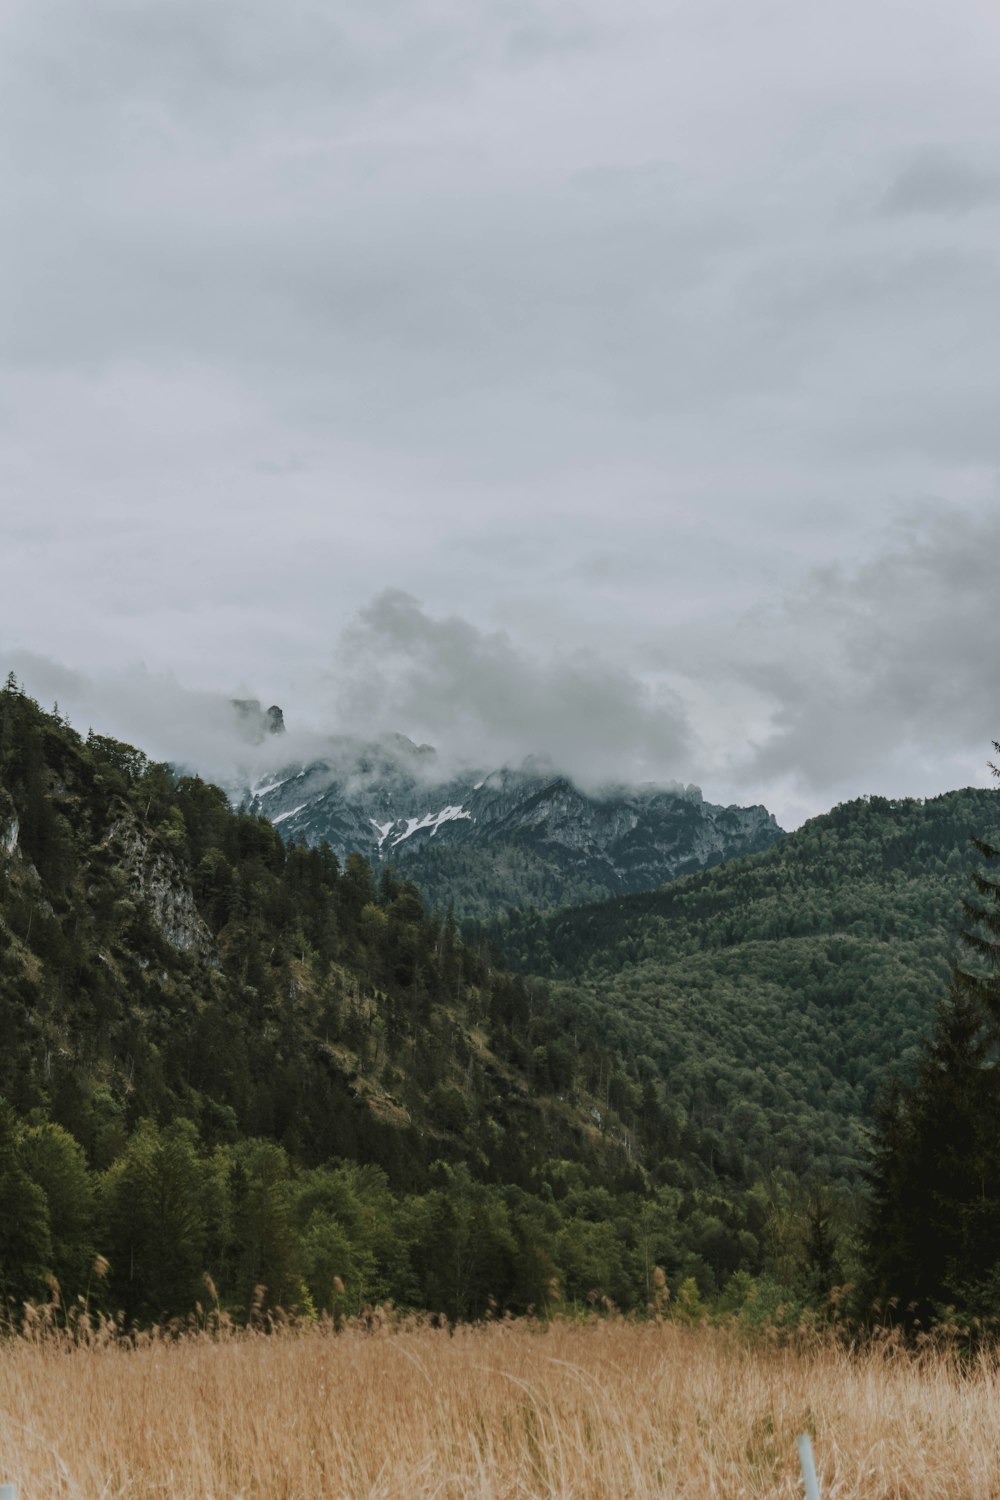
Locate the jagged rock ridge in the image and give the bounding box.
[241,721,784,917]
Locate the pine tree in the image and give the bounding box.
[864,745,1000,1323]
[0,1100,52,1308]
[959,742,1000,997]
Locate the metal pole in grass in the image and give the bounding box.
[0,1484,18,1500]
[797,1434,821,1500]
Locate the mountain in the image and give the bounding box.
[3,679,996,1324]
[489,787,1000,1187]
[240,725,784,918]
[231,697,286,742]
[0,681,667,1320]
[0,687,634,1191]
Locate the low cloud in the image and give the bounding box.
[712,503,1000,806]
[0,653,328,793]
[6,503,999,825]
[879,150,1000,218]
[4,595,697,796]
[326,590,695,788]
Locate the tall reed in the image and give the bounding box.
[1,1315,998,1498]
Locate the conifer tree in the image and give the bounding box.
[864,744,1000,1323]
[0,1100,52,1306]
[959,743,1000,991]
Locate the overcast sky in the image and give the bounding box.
[3,0,1000,827]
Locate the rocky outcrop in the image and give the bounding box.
[0,786,18,860]
[105,807,215,959]
[1,814,17,859]
[231,699,286,743]
[240,736,784,914]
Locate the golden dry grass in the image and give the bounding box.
[1,1318,999,1499]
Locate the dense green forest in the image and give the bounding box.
[863,755,1000,1325]
[487,787,1000,1189]
[3,678,998,1329]
[366,839,617,924]
[0,681,835,1325]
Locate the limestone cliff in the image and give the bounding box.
[105,805,215,959]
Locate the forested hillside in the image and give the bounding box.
[489,789,1000,1188]
[2,683,830,1327]
[5,679,995,1328]
[0,680,656,1321]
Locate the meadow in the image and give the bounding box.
[1,1317,999,1499]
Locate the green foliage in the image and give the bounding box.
[100,1118,223,1321]
[388,842,617,923]
[864,748,1000,1325]
[4,682,992,1331]
[0,685,661,1322]
[0,1100,51,1307]
[21,1122,96,1297]
[489,787,1000,1190]
[0,684,619,1191]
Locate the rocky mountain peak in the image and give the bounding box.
[238,726,784,918]
[231,699,286,743]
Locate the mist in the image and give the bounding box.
[324,590,696,789]
[3,593,697,799]
[5,498,999,827]
[1,653,327,794]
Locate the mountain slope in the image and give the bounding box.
[243,732,783,917]
[7,681,995,1322]
[0,686,632,1192]
[490,789,1000,1187]
[1,683,848,1322]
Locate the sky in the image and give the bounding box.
[3,0,1000,827]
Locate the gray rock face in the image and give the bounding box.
[105,808,216,958]
[0,785,18,860]
[242,735,784,916]
[1,813,17,859]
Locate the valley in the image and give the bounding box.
[0,678,998,1334]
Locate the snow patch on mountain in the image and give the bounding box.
[231,718,784,915]
[252,776,291,800]
[273,803,308,825]
[391,805,472,846]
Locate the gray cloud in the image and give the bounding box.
[880,150,1000,218]
[326,589,695,786]
[6,500,999,830]
[2,651,281,780]
[700,503,1000,812]
[0,651,336,793]
[3,589,696,795]
[2,0,1000,829]
[6,0,1000,486]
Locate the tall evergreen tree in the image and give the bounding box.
[864,744,1000,1323]
[0,1100,52,1307]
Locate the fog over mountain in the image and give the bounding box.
[5,499,998,831]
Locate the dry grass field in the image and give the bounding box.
[1,1317,999,1499]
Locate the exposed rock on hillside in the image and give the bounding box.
[0,788,17,858]
[105,806,215,959]
[242,733,783,916]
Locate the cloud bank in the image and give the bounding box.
[3,0,1000,721]
[326,589,694,787]
[696,503,1000,817]
[6,501,999,828]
